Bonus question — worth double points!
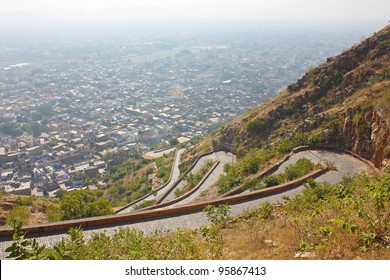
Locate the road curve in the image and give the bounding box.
[117,148,185,214]
[160,151,235,204]
[0,150,373,258]
[162,152,234,207]
[273,149,373,184]
[143,147,176,159]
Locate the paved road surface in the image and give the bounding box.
[161,151,235,203]
[117,148,185,214]
[0,150,373,258]
[143,148,176,159]
[274,150,373,184]
[161,151,234,207]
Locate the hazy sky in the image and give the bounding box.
[1,0,389,23]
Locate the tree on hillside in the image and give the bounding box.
[60,190,113,220]
[169,138,179,146]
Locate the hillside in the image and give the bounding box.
[212,25,389,169]
[2,25,389,260]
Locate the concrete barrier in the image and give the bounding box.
[0,168,327,237]
[143,147,176,158]
[155,150,215,204]
[0,147,373,237]
[142,161,220,210]
[221,145,377,197]
[311,146,379,173]
[115,148,179,213]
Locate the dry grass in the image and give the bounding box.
[221,206,302,259]
[121,152,175,193]
[0,194,60,226]
[180,139,213,165]
[7,171,389,260]
[220,202,390,260]
[122,162,155,186]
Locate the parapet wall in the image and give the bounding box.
[222,145,378,197]
[0,146,375,237]
[114,148,180,213]
[0,167,327,237]
[143,160,220,211]
[155,150,215,204]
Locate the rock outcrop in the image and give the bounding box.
[216,25,390,169]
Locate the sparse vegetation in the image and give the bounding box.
[245,158,321,191]
[104,150,175,207]
[134,200,156,210]
[174,160,214,198]
[3,24,390,261]
[6,206,30,226]
[203,204,231,228]
[246,118,272,135]
[155,154,174,183]
[7,169,389,260]
[0,195,61,226]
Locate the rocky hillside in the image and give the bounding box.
[215,25,390,169]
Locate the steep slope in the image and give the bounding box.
[214,25,389,169]
[2,26,389,261]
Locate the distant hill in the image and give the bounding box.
[212,25,389,169]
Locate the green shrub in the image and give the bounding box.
[262,173,286,187]
[318,96,328,105]
[134,200,156,210]
[6,206,30,226]
[156,167,168,179]
[285,158,316,180]
[5,220,47,260]
[175,173,203,198]
[383,146,390,158]
[60,190,113,220]
[242,177,262,191]
[16,196,36,206]
[258,201,273,220]
[261,158,318,188]
[169,138,179,146]
[218,165,243,194]
[45,204,61,222]
[276,133,309,154]
[146,168,154,175]
[203,204,231,227]
[246,118,270,135]
[241,153,260,175]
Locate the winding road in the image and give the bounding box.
[117,148,185,213]
[0,149,374,258]
[143,147,176,159]
[273,150,373,184]
[160,151,235,204]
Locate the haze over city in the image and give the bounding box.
[1,0,389,196]
[0,0,390,273]
[0,0,389,30]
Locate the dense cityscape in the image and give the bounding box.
[0,30,362,197]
